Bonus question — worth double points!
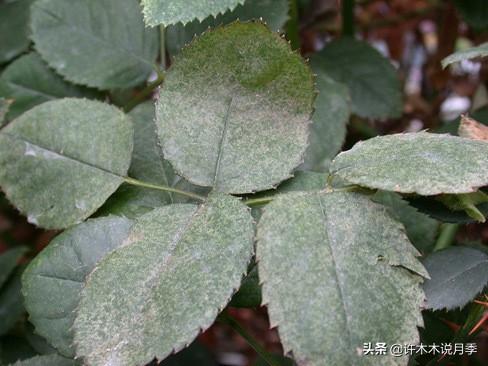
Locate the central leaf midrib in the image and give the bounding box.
[2,132,123,179]
[317,195,355,362]
[213,97,234,187]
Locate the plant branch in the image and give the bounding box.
[217,312,277,366]
[286,0,301,50]
[124,177,205,202]
[123,72,165,113]
[342,0,355,36]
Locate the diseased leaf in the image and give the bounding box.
[9,354,77,366]
[166,0,289,56]
[331,132,488,195]
[0,98,12,127]
[0,98,133,229]
[22,217,133,357]
[372,191,439,254]
[157,22,314,194]
[442,42,488,68]
[31,0,159,89]
[257,191,427,366]
[311,38,402,119]
[0,247,27,289]
[0,268,25,336]
[453,0,488,29]
[423,247,488,310]
[74,193,254,366]
[302,72,350,171]
[458,115,488,141]
[142,0,245,27]
[0,0,34,64]
[0,53,98,120]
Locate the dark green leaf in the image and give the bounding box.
[0,268,25,336]
[257,191,427,365]
[423,247,488,310]
[302,72,350,171]
[229,266,261,308]
[31,0,159,89]
[0,98,133,229]
[0,0,34,64]
[157,22,314,194]
[311,38,402,119]
[22,217,133,357]
[74,194,254,366]
[159,342,217,366]
[0,53,98,120]
[0,247,27,289]
[453,0,488,29]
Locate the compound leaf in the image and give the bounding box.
[443,42,488,68]
[423,247,488,310]
[0,0,34,64]
[22,217,133,357]
[311,38,402,119]
[257,191,427,366]
[142,0,244,27]
[331,132,488,195]
[0,53,98,120]
[166,0,289,56]
[156,22,314,194]
[31,0,159,89]
[74,193,254,366]
[302,72,350,171]
[0,98,133,229]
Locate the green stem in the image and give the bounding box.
[217,312,277,366]
[244,196,274,207]
[124,177,205,202]
[433,223,459,251]
[286,0,300,50]
[160,26,166,69]
[123,72,165,113]
[342,0,355,36]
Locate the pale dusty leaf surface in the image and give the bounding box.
[0,98,133,229]
[257,191,426,366]
[331,132,488,195]
[22,217,133,357]
[31,0,159,89]
[10,354,77,366]
[74,193,254,366]
[442,42,488,68]
[157,22,314,193]
[142,0,244,26]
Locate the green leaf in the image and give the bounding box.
[0,53,98,120]
[257,191,427,366]
[331,132,488,195]
[22,217,133,357]
[74,193,254,366]
[311,38,402,119]
[436,192,488,222]
[442,42,488,68]
[30,0,159,89]
[0,98,12,127]
[453,0,488,29]
[166,0,289,56]
[142,0,245,27]
[302,72,350,171]
[0,268,25,336]
[159,342,217,366]
[423,247,488,310]
[0,0,34,64]
[0,247,27,289]
[9,354,77,366]
[229,266,261,308]
[372,191,439,254]
[157,22,314,194]
[0,98,133,229]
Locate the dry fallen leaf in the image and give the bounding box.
[459,115,488,141]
